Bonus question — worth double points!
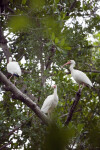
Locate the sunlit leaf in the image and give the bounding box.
[60,38,65,46]
[66,46,71,50]
[30,0,45,10]
[77,124,84,132]
[22,0,27,4]
[8,16,30,32]
[55,38,59,43]
[51,32,55,40]
[55,0,60,4]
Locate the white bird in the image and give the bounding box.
[41,85,58,117]
[7,57,21,83]
[62,60,93,90]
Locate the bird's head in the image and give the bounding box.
[61,60,75,67]
[8,57,13,62]
[52,85,57,89]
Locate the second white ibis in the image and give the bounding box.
[62,60,93,90]
[41,85,58,117]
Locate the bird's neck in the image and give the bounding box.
[53,87,57,96]
[69,64,75,72]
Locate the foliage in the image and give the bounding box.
[0,0,100,149]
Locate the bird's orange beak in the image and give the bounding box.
[61,61,71,68]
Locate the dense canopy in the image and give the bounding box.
[0,0,100,149]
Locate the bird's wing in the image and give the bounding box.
[73,70,92,86]
[13,62,21,76]
[41,95,54,113]
[7,62,21,76]
[7,62,14,74]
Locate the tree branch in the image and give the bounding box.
[0,115,34,144]
[66,0,77,16]
[0,71,49,125]
[45,45,56,70]
[7,6,14,13]
[0,141,12,150]
[0,27,11,60]
[65,90,81,125]
[82,69,100,73]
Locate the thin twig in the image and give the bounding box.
[0,141,13,150]
[0,115,34,143]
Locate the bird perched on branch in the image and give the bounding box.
[41,85,58,117]
[62,60,93,91]
[7,57,21,84]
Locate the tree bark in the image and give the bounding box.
[0,26,11,60]
[65,90,81,125]
[0,71,49,125]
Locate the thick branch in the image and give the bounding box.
[0,71,49,125]
[0,27,11,60]
[65,90,81,125]
[7,6,14,13]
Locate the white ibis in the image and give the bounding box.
[62,60,93,90]
[41,85,58,117]
[7,57,21,83]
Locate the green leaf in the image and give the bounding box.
[55,0,60,4]
[66,47,71,50]
[22,0,27,4]
[51,32,55,40]
[60,38,65,46]
[77,124,84,132]
[46,41,52,46]
[8,16,30,32]
[63,13,66,19]
[30,0,45,10]
[55,38,59,43]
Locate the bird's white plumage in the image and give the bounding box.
[63,60,93,88]
[71,69,92,87]
[41,85,58,116]
[7,57,21,76]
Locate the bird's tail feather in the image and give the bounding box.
[13,74,19,77]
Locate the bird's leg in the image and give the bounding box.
[48,113,50,119]
[79,83,85,92]
[14,76,16,85]
[9,75,13,80]
[78,83,85,93]
[78,84,81,93]
[81,83,85,90]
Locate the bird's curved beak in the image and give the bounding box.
[61,61,71,68]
